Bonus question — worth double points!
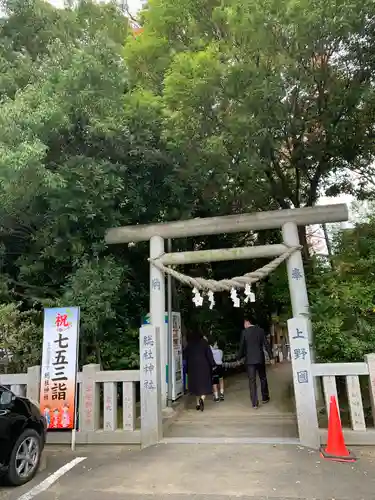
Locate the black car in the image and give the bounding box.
[0,385,46,486]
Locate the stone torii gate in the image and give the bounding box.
[105,204,348,449]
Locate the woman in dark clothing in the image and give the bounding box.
[185,331,215,411]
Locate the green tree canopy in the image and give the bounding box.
[311,215,375,362]
[0,0,186,369]
[126,0,375,213]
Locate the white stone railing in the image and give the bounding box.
[0,363,140,445]
[4,354,375,448]
[312,353,375,445]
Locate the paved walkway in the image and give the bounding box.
[4,443,375,500]
[166,363,298,440]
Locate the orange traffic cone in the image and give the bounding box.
[320,395,356,462]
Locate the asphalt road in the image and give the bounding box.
[1,443,375,500]
[0,445,138,500]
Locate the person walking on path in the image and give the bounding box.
[185,330,215,411]
[238,318,273,409]
[209,337,225,402]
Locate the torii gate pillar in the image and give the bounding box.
[149,235,167,408]
[283,221,321,448]
[282,222,309,319]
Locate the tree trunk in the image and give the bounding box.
[93,332,102,369]
[297,225,310,261]
[322,223,335,270]
[80,334,87,368]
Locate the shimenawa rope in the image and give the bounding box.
[149,245,301,292]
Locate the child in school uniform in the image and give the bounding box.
[210,338,225,402]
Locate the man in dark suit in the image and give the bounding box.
[238,318,273,408]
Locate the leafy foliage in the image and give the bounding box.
[311,217,375,362]
[0,302,43,371]
[0,0,180,369]
[127,0,375,210]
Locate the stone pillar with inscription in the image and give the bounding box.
[81,364,100,433]
[282,221,321,401]
[366,353,375,424]
[103,381,117,431]
[287,317,319,449]
[123,381,136,431]
[140,324,162,448]
[150,235,166,408]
